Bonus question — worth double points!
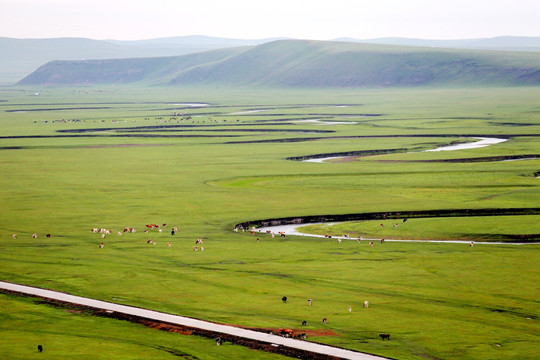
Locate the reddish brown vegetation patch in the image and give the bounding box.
[243,326,341,338]
[139,319,193,335]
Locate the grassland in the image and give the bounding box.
[0,86,539,359]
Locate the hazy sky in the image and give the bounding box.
[1,0,539,40]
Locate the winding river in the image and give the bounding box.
[254,222,536,245]
[303,137,508,163]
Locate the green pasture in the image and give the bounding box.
[1,86,539,359]
[0,293,286,360]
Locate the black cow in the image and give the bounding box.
[379,333,390,340]
[37,345,43,352]
[282,296,287,303]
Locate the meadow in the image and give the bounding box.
[0,86,539,359]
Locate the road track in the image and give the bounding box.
[0,281,390,360]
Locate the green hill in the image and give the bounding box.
[17,40,540,87]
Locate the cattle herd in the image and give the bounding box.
[9,223,204,253]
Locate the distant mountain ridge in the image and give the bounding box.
[336,36,540,52]
[0,35,281,84]
[18,40,540,88]
[2,35,540,84]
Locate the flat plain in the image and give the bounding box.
[0,86,539,359]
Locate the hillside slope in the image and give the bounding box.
[18,40,540,87]
[0,35,276,83]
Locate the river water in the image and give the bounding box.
[302,137,508,163]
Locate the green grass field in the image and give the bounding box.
[1,86,539,359]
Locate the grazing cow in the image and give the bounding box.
[470,241,474,247]
[280,233,286,238]
[46,233,51,238]
[200,247,204,251]
[380,223,384,228]
[322,318,327,324]
[301,320,307,326]
[297,333,307,339]
[162,223,167,227]
[215,337,222,346]
[282,296,287,303]
[394,223,398,228]
[32,233,38,239]
[171,230,175,235]
[308,298,312,306]
[172,227,179,232]
[101,233,106,239]
[279,328,293,337]
[147,239,153,244]
[117,231,122,236]
[167,242,171,248]
[37,345,43,352]
[379,334,390,340]
[92,228,98,233]
[256,238,260,243]
[363,300,369,308]
[369,241,373,247]
[337,238,342,244]
[348,306,352,312]
[381,238,385,243]
[12,234,17,239]
[195,238,203,244]
[99,242,104,248]
[193,246,198,251]
[403,218,408,222]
